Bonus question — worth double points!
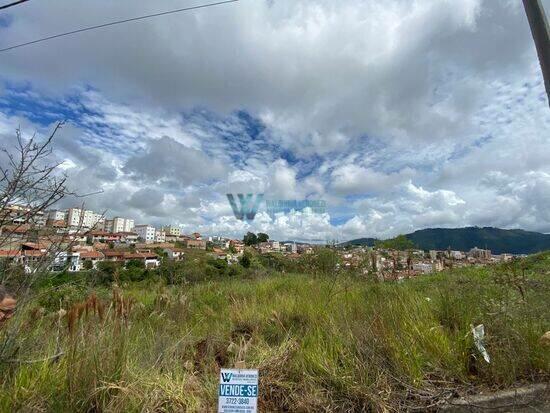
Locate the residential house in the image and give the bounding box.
[79,250,104,269]
[284,243,297,254]
[0,224,30,241]
[103,250,125,261]
[22,250,47,270]
[50,251,81,272]
[0,250,22,264]
[124,252,160,268]
[86,230,121,244]
[449,250,465,260]
[163,247,185,260]
[48,219,67,229]
[229,240,244,254]
[115,232,139,244]
[210,250,227,260]
[184,239,206,250]
[412,262,433,274]
[297,244,314,254]
[432,260,444,272]
[257,242,271,254]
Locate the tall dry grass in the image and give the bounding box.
[0,253,549,412]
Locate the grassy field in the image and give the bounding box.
[0,252,549,412]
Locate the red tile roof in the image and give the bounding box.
[23,250,46,257]
[80,251,104,259]
[1,224,30,234]
[165,247,185,253]
[89,230,112,236]
[21,242,50,250]
[0,250,21,258]
[124,252,158,259]
[103,250,125,257]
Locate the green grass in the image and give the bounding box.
[0,253,549,412]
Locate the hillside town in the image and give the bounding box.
[0,204,526,278]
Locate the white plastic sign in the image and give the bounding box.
[218,368,259,413]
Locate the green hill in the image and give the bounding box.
[344,227,550,254]
[340,237,378,247]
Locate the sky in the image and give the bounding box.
[0,0,549,242]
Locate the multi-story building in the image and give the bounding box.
[106,217,135,233]
[1,205,46,227]
[134,225,156,244]
[162,225,181,237]
[66,208,104,229]
[468,247,491,260]
[48,210,68,222]
[155,230,166,243]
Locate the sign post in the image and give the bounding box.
[218,368,259,413]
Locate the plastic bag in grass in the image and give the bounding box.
[471,324,490,363]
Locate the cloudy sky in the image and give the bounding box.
[0,0,549,241]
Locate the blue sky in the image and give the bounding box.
[0,0,549,241]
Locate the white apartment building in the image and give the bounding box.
[134,225,156,244]
[48,209,68,222]
[162,225,180,236]
[285,243,297,253]
[67,208,104,229]
[155,230,166,243]
[107,217,135,233]
[450,250,465,260]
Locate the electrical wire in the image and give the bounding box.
[0,0,238,53]
[0,0,30,11]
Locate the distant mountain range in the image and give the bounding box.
[342,227,550,255]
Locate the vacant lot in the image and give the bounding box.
[0,253,549,412]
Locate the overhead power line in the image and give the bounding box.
[0,0,238,53]
[0,0,30,11]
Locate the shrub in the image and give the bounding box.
[126,259,145,270]
[227,264,243,277]
[239,253,251,268]
[82,260,93,271]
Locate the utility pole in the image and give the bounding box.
[523,0,550,107]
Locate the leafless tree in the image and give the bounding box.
[0,122,68,237]
[0,122,101,361]
[0,122,79,287]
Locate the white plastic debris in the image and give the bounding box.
[471,324,490,363]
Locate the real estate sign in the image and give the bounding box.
[218,368,259,413]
